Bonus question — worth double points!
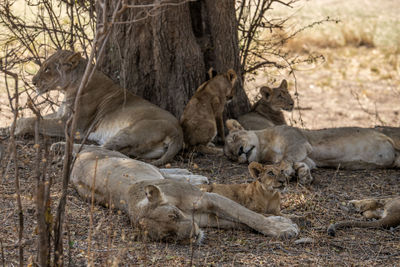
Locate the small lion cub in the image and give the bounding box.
[180,68,237,153]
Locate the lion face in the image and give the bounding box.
[139,204,202,244]
[245,180,281,214]
[32,50,83,95]
[138,185,203,244]
[260,79,294,111]
[248,161,289,189]
[224,120,259,163]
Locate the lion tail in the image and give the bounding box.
[151,126,183,167]
[327,216,395,237]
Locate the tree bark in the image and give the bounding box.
[98,0,250,119]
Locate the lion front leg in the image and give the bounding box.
[198,192,299,239]
[215,114,225,144]
[293,161,314,185]
[13,115,66,137]
[14,117,35,136]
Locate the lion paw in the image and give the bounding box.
[294,162,313,185]
[50,142,66,154]
[264,216,299,239]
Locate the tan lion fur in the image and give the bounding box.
[70,146,299,243]
[13,50,183,166]
[328,197,400,236]
[224,120,400,185]
[238,80,294,130]
[247,161,290,190]
[180,69,237,153]
[197,164,282,215]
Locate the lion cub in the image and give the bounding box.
[180,69,237,153]
[238,80,294,130]
[198,162,282,215]
[328,197,400,236]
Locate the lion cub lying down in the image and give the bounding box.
[328,197,400,236]
[224,120,400,185]
[238,80,294,130]
[71,146,299,243]
[180,69,237,153]
[12,50,183,166]
[197,162,284,215]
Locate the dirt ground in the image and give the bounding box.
[0,50,399,267]
[0,135,399,266]
[0,52,399,265]
[1,2,400,265]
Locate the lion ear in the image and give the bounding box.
[248,161,264,178]
[279,79,288,90]
[145,185,163,204]
[63,52,81,70]
[260,86,273,101]
[226,69,237,86]
[226,119,244,132]
[206,67,218,80]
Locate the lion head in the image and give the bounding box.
[201,68,237,101]
[248,161,289,189]
[137,185,203,244]
[258,79,294,112]
[224,119,259,163]
[32,50,85,95]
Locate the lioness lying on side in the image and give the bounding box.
[238,80,294,130]
[327,197,400,236]
[224,120,400,185]
[11,50,183,166]
[180,68,237,153]
[197,162,284,215]
[70,146,299,243]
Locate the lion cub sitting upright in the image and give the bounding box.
[180,68,237,153]
[238,80,294,130]
[12,50,183,166]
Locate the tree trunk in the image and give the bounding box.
[98,0,250,119]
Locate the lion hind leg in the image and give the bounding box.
[50,141,101,155]
[194,144,223,155]
[103,121,183,166]
[158,168,209,185]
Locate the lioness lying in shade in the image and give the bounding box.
[238,80,294,130]
[9,50,183,166]
[224,120,400,185]
[328,197,400,236]
[69,145,299,243]
[180,68,237,153]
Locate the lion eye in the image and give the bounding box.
[267,171,275,176]
[44,67,50,73]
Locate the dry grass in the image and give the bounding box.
[271,0,400,50]
[245,0,400,129]
[0,137,399,265]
